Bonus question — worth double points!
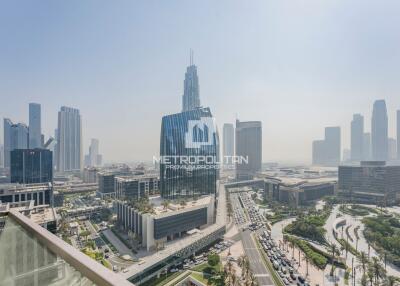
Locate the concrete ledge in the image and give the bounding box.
[9,209,133,286]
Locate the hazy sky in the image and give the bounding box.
[1,0,400,164]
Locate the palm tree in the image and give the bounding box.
[383,276,400,286]
[357,251,369,276]
[367,265,374,286]
[371,257,386,285]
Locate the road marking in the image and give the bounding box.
[254,274,270,277]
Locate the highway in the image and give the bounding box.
[241,229,274,286]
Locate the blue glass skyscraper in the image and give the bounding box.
[160,107,219,199]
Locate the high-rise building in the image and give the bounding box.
[85,138,102,167]
[351,114,364,161]
[235,120,262,180]
[388,138,397,161]
[397,110,400,160]
[222,123,235,169]
[28,103,42,148]
[160,107,219,199]
[56,106,82,172]
[371,100,388,161]
[0,144,3,167]
[10,149,53,184]
[343,148,351,162]
[3,119,29,168]
[312,140,326,165]
[312,127,341,166]
[324,127,341,166]
[182,52,200,112]
[363,133,371,160]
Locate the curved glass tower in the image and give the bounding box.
[160,107,219,199]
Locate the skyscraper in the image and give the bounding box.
[3,119,29,168]
[182,51,200,112]
[351,114,364,161]
[11,149,53,184]
[85,138,102,167]
[29,103,42,148]
[397,110,400,160]
[0,144,3,167]
[312,140,325,165]
[388,138,397,160]
[56,106,82,172]
[160,107,219,199]
[312,127,341,166]
[363,133,371,160]
[371,100,388,161]
[325,127,341,166]
[222,123,235,169]
[235,120,262,180]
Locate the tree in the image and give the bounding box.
[161,200,170,210]
[80,230,91,241]
[357,251,369,276]
[371,256,386,285]
[208,253,220,267]
[383,276,400,286]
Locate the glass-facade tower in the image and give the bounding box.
[160,107,219,199]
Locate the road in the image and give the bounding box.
[102,229,134,256]
[241,229,274,286]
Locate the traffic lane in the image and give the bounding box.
[241,230,274,286]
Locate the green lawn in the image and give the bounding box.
[191,261,222,274]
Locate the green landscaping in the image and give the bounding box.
[140,271,183,286]
[284,235,327,269]
[284,208,331,244]
[363,215,400,267]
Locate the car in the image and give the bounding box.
[283,278,290,285]
[278,271,285,278]
[105,254,109,259]
[290,272,297,280]
[170,268,179,273]
[298,276,306,283]
[281,267,287,274]
[273,261,280,270]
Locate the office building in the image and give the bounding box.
[343,149,351,162]
[363,133,371,161]
[0,183,53,207]
[182,52,200,112]
[312,127,341,166]
[222,123,235,169]
[312,140,325,165]
[351,114,364,161]
[388,138,397,160]
[97,169,132,197]
[160,107,219,199]
[85,138,102,167]
[56,107,82,172]
[235,120,262,180]
[0,144,3,168]
[115,195,214,251]
[115,175,159,200]
[338,161,400,204]
[397,110,400,160]
[28,103,42,148]
[3,119,29,168]
[371,100,388,161]
[10,149,53,184]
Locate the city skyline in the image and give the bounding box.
[2,1,400,164]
